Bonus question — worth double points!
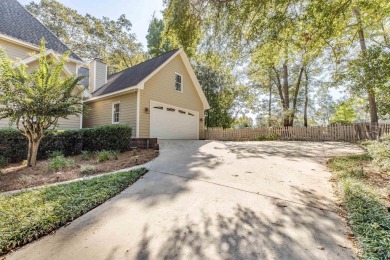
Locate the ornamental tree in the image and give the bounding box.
[0,42,84,168]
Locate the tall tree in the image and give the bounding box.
[0,43,84,168]
[146,14,174,57]
[26,0,145,73]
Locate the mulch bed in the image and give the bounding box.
[0,149,159,192]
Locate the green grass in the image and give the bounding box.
[329,154,390,259]
[80,164,96,175]
[96,150,111,163]
[0,168,147,255]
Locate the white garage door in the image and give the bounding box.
[150,101,199,139]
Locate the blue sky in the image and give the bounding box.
[18,0,164,50]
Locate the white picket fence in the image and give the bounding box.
[205,123,390,142]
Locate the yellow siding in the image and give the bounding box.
[0,39,36,60]
[83,92,137,137]
[139,55,205,139]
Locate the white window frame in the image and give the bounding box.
[175,73,183,93]
[112,102,120,124]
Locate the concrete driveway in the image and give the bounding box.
[8,141,363,260]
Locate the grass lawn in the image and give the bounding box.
[329,152,390,259]
[0,168,148,255]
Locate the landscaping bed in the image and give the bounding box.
[0,149,158,192]
[0,168,148,255]
[328,137,390,259]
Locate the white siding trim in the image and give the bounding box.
[93,61,97,92]
[136,90,140,137]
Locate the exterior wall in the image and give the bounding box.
[0,38,35,60]
[95,61,107,89]
[88,61,96,93]
[139,55,205,139]
[83,92,137,137]
[0,39,82,130]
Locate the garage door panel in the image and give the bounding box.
[150,101,198,139]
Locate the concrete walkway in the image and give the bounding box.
[7,141,363,260]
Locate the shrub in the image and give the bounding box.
[49,151,63,158]
[110,150,120,160]
[0,128,27,163]
[365,136,390,171]
[96,150,111,163]
[255,133,279,141]
[0,125,132,163]
[81,125,132,152]
[80,151,95,161]
[0,156,8,168]
[80,164,96,175]
[48,155,75,172]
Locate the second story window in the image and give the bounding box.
[112,102,120,124]
[175,73,182,92]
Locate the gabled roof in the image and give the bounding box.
[0,0,82,61]
[91,49,180,97]
[88,49,210,110]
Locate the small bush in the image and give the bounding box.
[255,133,279,141]
[48,155,75,172]
[0,156,8,168]
[80,151,95,161]
[80,164,96,175]
[365,136,390,171]
[96,150,111,163]
[110,150,120,160]
[49,151,63,158]
[0,128,27,163]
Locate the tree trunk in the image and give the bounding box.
[353,7,378,124]
[304,69,309,127]
[26,138,33,167]
[290,66,304,126]
[30,139,41,169]
[282,62,291,126]
[268,77,272,127]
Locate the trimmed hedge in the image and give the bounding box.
[82,125,132,152]
[0,125,132,163]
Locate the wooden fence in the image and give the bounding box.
[205,123,390,142]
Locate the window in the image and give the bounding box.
[175,73,182,92]
[112,102,120,123]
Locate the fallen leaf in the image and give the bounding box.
[317,246,325,250]
[276,203,288,208]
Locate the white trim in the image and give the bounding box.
[84,87,138,103]
[149,100,199,140]
[112,101,120,124]
[21,51,73,76]
[80,112,83,129]
[104,64,108,84]
[174,72,183,93]
[136,90,140,138]
[0,34,85,65]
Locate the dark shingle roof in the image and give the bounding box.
[92,49,180,97]
[0,0,82,61]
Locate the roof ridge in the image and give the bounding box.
[15,0,83,61]
[108,48,180,78]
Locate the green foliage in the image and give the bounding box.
[347,47,390,117]
[110,150,120,160]
[81,125,132,152]
[364,136,390,172]
[80,164,96,175]
[342,180,390,259]
[329,153,390,259]
[330,100,357,125]
[0,125,131,163]
[0,156,8,168]
[47,155,75,172]
[0,168,147,254]
[80,151,95,161]
[146,14,174,57]
[48,151,63,158]
[255,133,279,141]
[26,0,145,73]
[96,150,111,163]
[233,116,253,128]
[196,65,236,128]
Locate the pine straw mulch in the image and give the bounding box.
[0,149,159,192]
